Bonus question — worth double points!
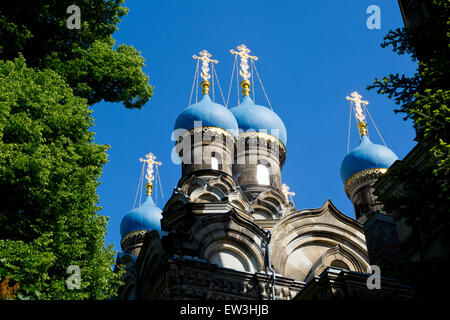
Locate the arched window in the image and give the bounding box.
[211,156,219,170]
[257,164,270,185]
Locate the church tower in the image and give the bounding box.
[173,50,238,179]
[340,92,400,266]
[229,46,287,196]
[119,153,163,256]
[228,45,290,222]
[161,49,270,275]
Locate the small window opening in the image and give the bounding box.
[257,164,270,185]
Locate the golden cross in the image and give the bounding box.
[282,184,295,202]
[139,153,162,195]
[230,44,258,80]
[193,50,218,81]
[346,91,369,123]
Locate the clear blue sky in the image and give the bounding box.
[91,1,417,254]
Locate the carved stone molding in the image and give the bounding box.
[175,126,236,147]
[237,131,287,165]
[252,188,289,219]
[120,229,148,251]
[344,168,388,198]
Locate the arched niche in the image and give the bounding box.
[282,238,369,282]
[305,244,366,282]
[190,186,224,203]
[204,241,260,273]
[330,259,349,269]
[252,210,273,220]
[283,241,333,281]
[195,192,221,203]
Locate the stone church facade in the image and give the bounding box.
[115,44,418,300]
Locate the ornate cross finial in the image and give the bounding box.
[282,184,296,202]
[230,44,258,96]
[230,44,258,80]
[139,153,162,196]
[346,91,369,136]
[193,50,218,95]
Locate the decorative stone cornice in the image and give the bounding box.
[294,267,418,300]
[175,126,237,146]
[138,253,305,300]
[344,168,388,198]
[238,131,287,164]
[174,127,287,164]
[120,229,148,250]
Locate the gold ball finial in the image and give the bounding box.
[240,79,251,96]
[357,121,368,136]
[145,182,153,196]
[201,80,211,95]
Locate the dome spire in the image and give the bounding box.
[346,91,369,137]
[230,44,258,97]
[139,153,162,196]
[193,49,218,95]
[340,92,398,195]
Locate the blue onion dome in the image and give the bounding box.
[174,94,239,138]
[120,195,162,238]
[229,95,287,145]
[340,135,398,184]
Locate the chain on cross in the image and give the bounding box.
[193,49,218,81]
[230,44,258,80]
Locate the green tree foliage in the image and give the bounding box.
[368,0,449,296]
[0,57,122,299]
[0,0,154,299]
[0,0,153,109]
